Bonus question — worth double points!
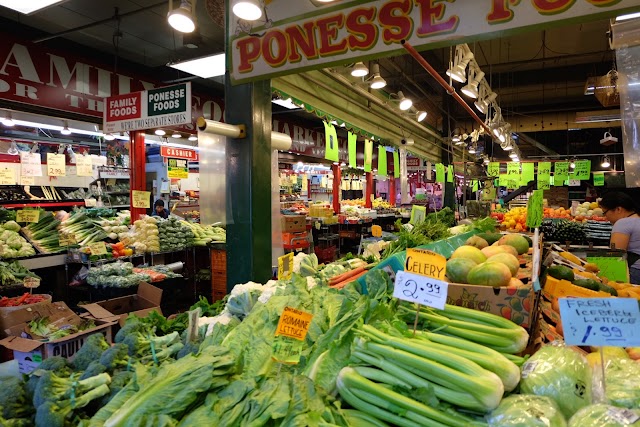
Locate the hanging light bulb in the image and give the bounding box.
[475,88,497,115]
[446,45,474,83]
[2,113,14,127]
[155,129,166,136]
[368,64,386,89]
[7,140,18,156]
[509,151,518,158]
[351,62,369,77]
[601,155,611,168]
[61,121,72,135]
[232,0,262,21]
[468,144,477,154]
[483,156,490,165]
[570,159,576,169]
[171,132,182,138]
[416,111,427,122]
[188,135,197,141]
[168,0,196,33]
[397,91,412,111]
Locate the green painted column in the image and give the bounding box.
[224,73,273,290]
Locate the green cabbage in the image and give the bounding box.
[569,404,640,427]
[520,343,592,419]
[2,221,20,232]
[488,395,567,427]
[603,357,640,408]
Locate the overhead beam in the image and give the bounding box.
[517,133,559,155]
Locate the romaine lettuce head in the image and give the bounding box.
[488,395,567,427]
[520,343,592,419]
[569,404,640,427]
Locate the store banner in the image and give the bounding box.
[364,139,373,172]
[20,152,42,177]
[378,146,387,177]
[521,163,535,185]
[447,165,454,183]
[229,1,637,83]
[593,172,605,186]
[393,150,400,178]
[487,162,500,177]
[435,163,445,183]
[554,161,569,183]
[570,160,591,180]
[322,121,339,162]
[160,146,198,161]
[348,132,357,168]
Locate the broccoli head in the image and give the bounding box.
[0,415,32,427]
[25,356,72,398]
[122,330,180,358]
[177,341,201,359]
[79,361,107,380]
[98,343,130,372]
[99,370,134,406]
[0,376,30,420]
[114,318,150,344]
[33,371,111,408]
[34,384,110,427]
[71,334,110,371]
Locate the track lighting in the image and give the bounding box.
[61,121,72,135]
[601,155,611,168]
[232,0,262,21]
[468,143,477,154]
[509,151,518,158]
[351,62,369,77]
[396,91,412,111]
[2,113,14,127]
[461,66,485,99]
[446,45,474,83]
[168,0,196,33]
[483,156,490,165]
[452,132,461,143]
[367,64,387,89]
[474,83,497,114]
[416,111,427,122]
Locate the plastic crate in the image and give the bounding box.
[210,249,226,273]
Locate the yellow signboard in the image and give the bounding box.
[405,248,447,280]
[0,168,14,185]
[277,252,294,280]
[167,157,189,179]
[47,153,66,177]
[275,306,313,341]
[16,210,40,223]
[88,241,108,255]
[131,190,151,208]
[75,155,93,177]
[21,175,35,185]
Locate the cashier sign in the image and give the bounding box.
[394,248,448,309]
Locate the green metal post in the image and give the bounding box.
[224,73,273,289]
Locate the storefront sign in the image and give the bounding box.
[75,155,93,177]
[167,157,189,179]
[20,152,42,177]
[103,83,191,133]
[406,157,421,168]
[46,153,66,177]
[229,1,637,83]
[131,190,151,208]
[0,168,14,185]
[160,146,198,161]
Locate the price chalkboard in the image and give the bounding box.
[559,298,640,347]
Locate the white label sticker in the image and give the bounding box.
[521,361,538,379]
[393,271,448,310]
[608,408,640,425]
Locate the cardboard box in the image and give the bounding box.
[80,282,163,326]
[0,302,115,374]
[281,215,306,232]
[446,282,535,329]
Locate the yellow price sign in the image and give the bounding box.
[21,175,35,185]
[131,190,151,208]
[0,168,14,185]
[75,155,93,177]
[275,306,314,341]
[59,233,77,247]
[278,252,294,280]
[46,153,66,177]
[405,248,447,280]
[271,335,304,365]
[16,210,40,223]
[88,241,107,255]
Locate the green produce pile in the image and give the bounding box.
[183,221,226,245]
[382,216,451,258]
[22,211,64,254]
[540,219,587,243]
[86,262,150,288]
[0,221,36,259]
[0,260,40,288]
[28,317,96,341]
[59,210,107,247]
[158,217,194,251]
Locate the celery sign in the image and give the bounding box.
[394,248,448,310]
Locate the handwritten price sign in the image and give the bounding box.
[0,168,14,185]
[46,153,66,177]
[571,160,591,180]
[75,155,93,177]
[487,162,500,177]
[272,307,313,364]
[16,210,40,223]
[131,190,151,209]
[88,241,108,256]
[393,271,448,309]
[559,298,640,347]
[20,152,42,177]
[507,162,521,176]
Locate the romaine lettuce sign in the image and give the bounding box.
[229,0,638,83]
[103,83,191,133]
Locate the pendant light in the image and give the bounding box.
[396,91,412,111]
[461,66,485,99]
[7,140,18,155]
[168,0,196,33]
[351,62,369,77]
[601,155,611,168]
[2,113,14,127]
[232,0,262,21]
[368,63,386,89]
[61,121,72,135]
[446,45,474,83]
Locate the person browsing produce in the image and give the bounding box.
[153,199,169,219]
[599,192,640,284]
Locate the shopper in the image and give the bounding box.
[153,199,170,219]
[599,192,640,284]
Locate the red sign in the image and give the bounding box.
[105,92,142,122]
[160,146,198,161]
[407,157,421,167]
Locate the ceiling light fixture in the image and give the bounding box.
[483,156,490,165]
[172,132,182,138]
[475,86,497,114]
[468,144,477,154]
[512,156,520,162]
[167,0,196,33]
[601,155,611,168]
[2,113,14,127]
[416,111,427,122]
[461,65,485,99]
[155,129,166,136]
[368,63,387,89]
[104,133,115,141]
[272,98,300,109]
[509,151,518,158]
[6,140,18,156]
[60,121,72,135]
[232,0,262,21]
[168,52,225,78]
[188,135,197,141]
[616,11,640,21]
[0,0,65,14]
[446,44,474,83]
[396,91,412,111]
[351,62,369,77]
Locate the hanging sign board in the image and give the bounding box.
[46,153,66,177]
[103,83,192,133]
[0,168,14,185]
[16,210,40,223]
[75,155,93,177]
[278,252,294,280]
[20,152,42,177]
[131,190,151,208]
[160,146,198,161]
[167,158,189,179]
[229,1,638,83]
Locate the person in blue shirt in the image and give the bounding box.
[599,192,640,283]
[153,199,169,219]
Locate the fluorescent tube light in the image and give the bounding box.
[272,98,300,109]
[616,12,640,21]
[168,53,225,79]
[0,0,65,14]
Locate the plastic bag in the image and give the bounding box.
[487,394,567,427]
[569,404,640,427]
[520,342,592,419]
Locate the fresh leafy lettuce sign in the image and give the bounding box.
[554,162,569,182]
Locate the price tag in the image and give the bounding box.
[554,162,569,182]
[16,210,40,223]
[275,306,313,340]
[88,241,108,255]
[106,178,117,187]
[0,168,14,185]
[131,190,151,208]
[405,248,446,280]
[21,175,35,185]
[20,152,42,177]
[538,178,550,190]
[59,233,77,246]
[23,277,41,289]
[393,271,449,310]
[607,407,640,425]
[572,160,591,180]
[520,361,538,379]
[435,163,445,183]
[526,190,544,228]
[593,172,605,187]
[487,162,500,177]
[271,335,304,364]
[558,298,640,347]
[568,179,581,187]
[46,153,66,177]
[75,155,93,177]
[278,252,294,280]
[537,162,551,180]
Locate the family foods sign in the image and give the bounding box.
[230,0,638,83]
[103,83,191,133]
